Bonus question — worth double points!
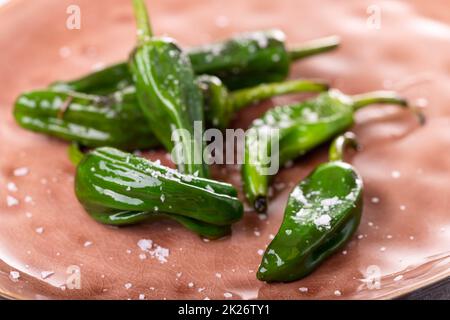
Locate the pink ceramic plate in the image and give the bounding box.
[0,0,449,300]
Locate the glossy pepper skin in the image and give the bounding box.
[13,89,158,150]
[129,0,209,177]
[51,33,339,94]
[243,89,424,213]
[257,132,363,282]
[75,147,243,238]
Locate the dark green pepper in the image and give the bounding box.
[243,89,424,212]
[13,89,158,150]
[75,147,243,238]
[129,0,209,177]
[15,78,328,150]
[51,34,339,94]
[257,132,362,282]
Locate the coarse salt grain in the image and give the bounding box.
[83,241,93,247]
[7,182,17,192]
[224,292,233,298]
[371,197,380,204]
[139,253,147,260]
[124,283,132,289]
[391,171,401,179]
[35,227,44,234]
[25,196,33,203]
[7,195,19,207]
[380,247,386,252]
[299,287,308,293]
[188,282,194,288]
[334,290,342,296]
[9,271,20,282]
[137,239,153,251]
[257,249,264,256]
[139,294,146,300]
[14,167,29,177]
[215,273,222,278]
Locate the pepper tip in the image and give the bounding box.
[254,197,268,213]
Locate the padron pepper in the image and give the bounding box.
[129,0,209,177]
[13,88,158,150]
[257,132,362,282]
[243,89,424,212]
[14,78,328,150]
[74,147,243,239]
[51,33,339,94]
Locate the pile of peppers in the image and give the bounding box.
[12,0,425,282]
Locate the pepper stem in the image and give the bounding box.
[132,0,153,45]
[68,143,85,166]
[329,132,358,162]
[289,36,340,61]
[229,79,329,112]
[351,91,425,125]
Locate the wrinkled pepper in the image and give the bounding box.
[51,33,339,94]
[257,132,363,282]
[243,89,424,212]
[129,0,209,177]
[75,147,243,239]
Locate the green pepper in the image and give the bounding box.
[75,147,243,238]
[129,0,209,177]
[257,132,362,282]
[243,89,424,212]
[13,88,158,150]
[51,34,339,94]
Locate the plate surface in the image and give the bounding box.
[0,0,449,300]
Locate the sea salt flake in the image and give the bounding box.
[41,271,54,279]
[7,195,19,207]
[7,182,18,192]
[83,241,93,247]
[9,271,20,282]
[314,214,332,229]
[391,171,401,179]
[124,283,132,289]
[35,227,44,234]
[137,239,153,251]
[14,167,29,177]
